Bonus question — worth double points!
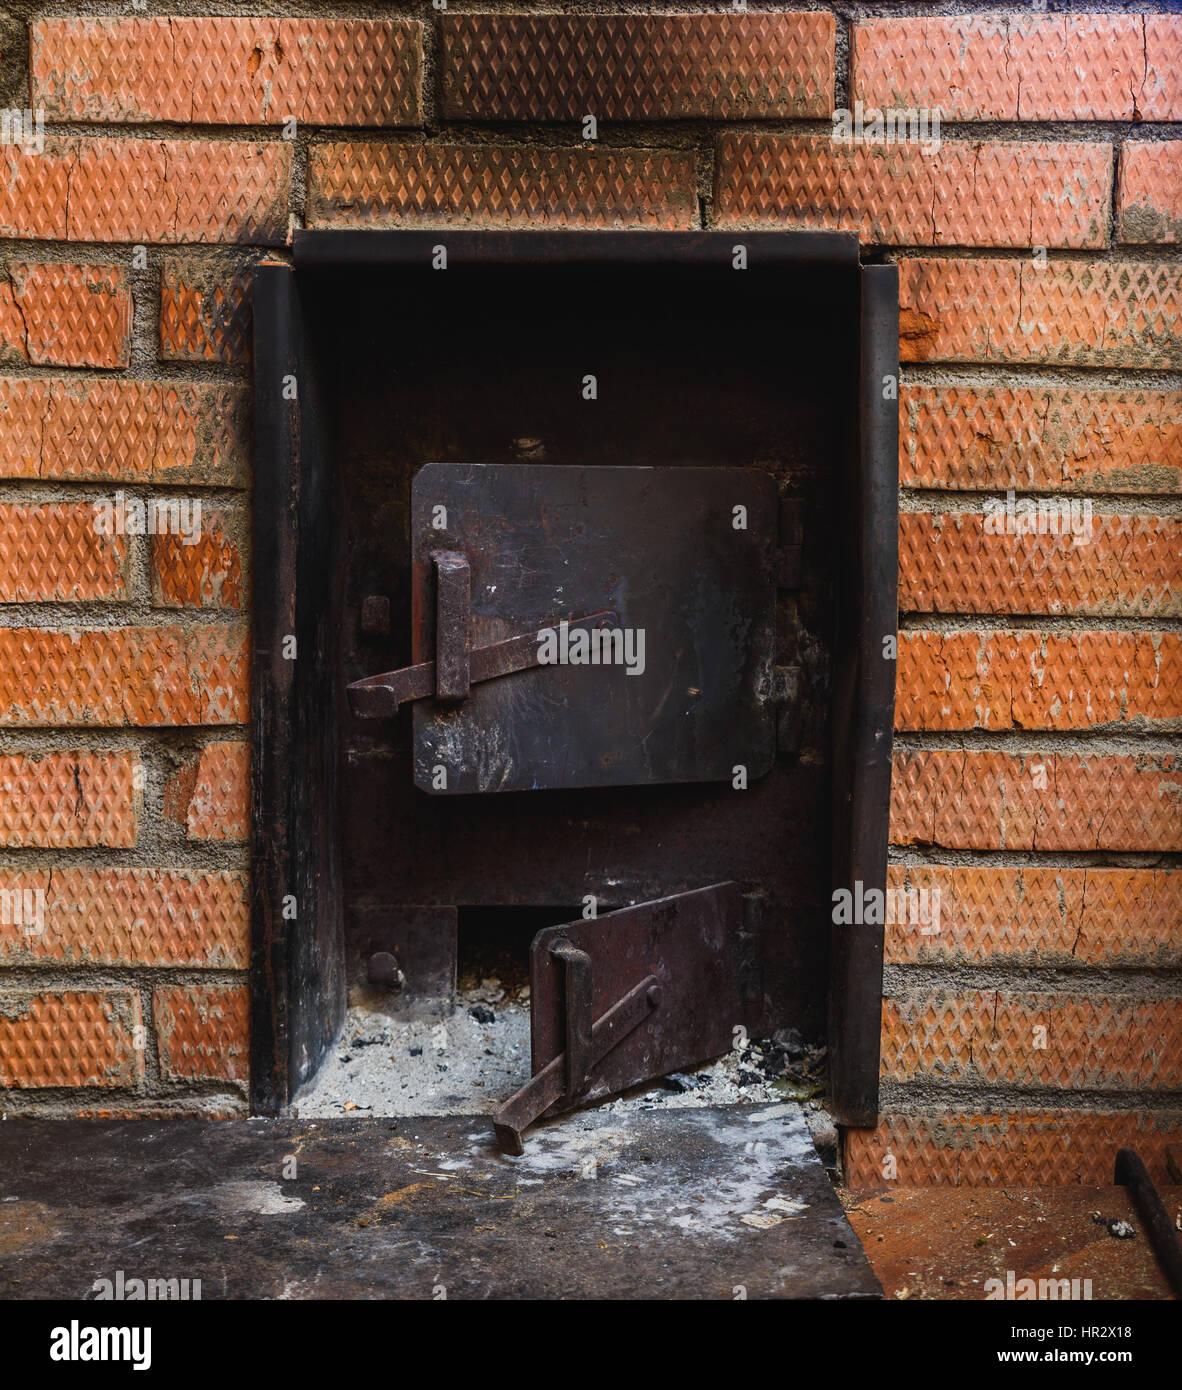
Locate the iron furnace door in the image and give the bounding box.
[351,462,780,794]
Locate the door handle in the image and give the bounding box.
[348,608,622,719]
[431,550,470,704]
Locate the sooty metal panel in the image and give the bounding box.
[409,463,777,794]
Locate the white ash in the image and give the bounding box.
[294,976,826,1124]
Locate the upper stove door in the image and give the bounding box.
[358,462,778,795]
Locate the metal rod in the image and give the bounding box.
[1114,1147,1182,1297]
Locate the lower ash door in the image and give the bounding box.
[348,462,780,793]
[493,882,743,1153]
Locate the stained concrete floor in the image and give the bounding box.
[0,1106,879,1300]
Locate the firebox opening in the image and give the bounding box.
[456,904,583,998]
[255,232,897,1134]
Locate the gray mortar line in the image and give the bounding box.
[887,846,1182,866]
[891,729,1182,750]
[876,1082,1182,1112]
[897,614,1182,632]
[897,489,1182,512]
[882,964,1182,994]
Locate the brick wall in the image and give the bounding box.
[0,6,1178,1176]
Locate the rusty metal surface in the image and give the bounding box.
[349,903,456,1013]
[493,968,658,1155]
[1115,1149,1182,1296]
[431,550,470,703]
[348,609,620,717]
[842,1186,1181,1301]
[530,883,743,1110]
[0,1110,880,1300]
[272,236,871,1090]
[409,463,777,794]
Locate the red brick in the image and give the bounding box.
[715,135,1110,249]
[159,257,253,364]
[307,143,697,230]
[32,18,422,126]
[881,993,1182,1091]
[899,511,1179,618]
[0,990,143,1088]
[890,751,1182,853]
[0,868,248,968]
[165,741,249,843]
[442,12,834,120]
[0,139,71,238]
[844,1111,1182,1188]
[154,983,248,1082]
[1118,142,1182,246]
[884,866,1182,968]
[0,139,290,244]
[0,627,248,726]
[899,259,1181,370]
[0,503,127,601]
[896,631,1182,731]
[899,386,1182,494]
[0,750,138,847]
[0,263,130,369]
[151,506,245,610]
[0,377,250,485]
[76,1104,245,1120]
[852,16,1181,122]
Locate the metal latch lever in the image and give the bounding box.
[493,944,661,1156]
[347,608,622,719]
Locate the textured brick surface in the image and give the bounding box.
[442,12,834,120]
[0,751,138,847]
[0,990,143,1088]
[0,139,290,244]
[852,16,1182,122]
[715,135,1110,249]
[154,984,248,1082]
[898,512,1180,617]
[159,258,253,364]
[165,741,249,843]
[890,751,1182,853]
[308,143,697,230]
[844,1112,1182,1188]
[0,868,248,968]
[151,507,245,610]
[0,627,248,726]
[33,18,422,126]
[0,139,72,238]
[0,378,250,485]
[881,993,1182,1090]
[899,386,1182,494]
[0,263,130,369]
[1118,142,1182,246]
[0,503,126,602]
[899,260,1181,370]
[884,866,1182,968]
[897,631,1182,731]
